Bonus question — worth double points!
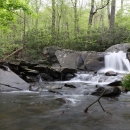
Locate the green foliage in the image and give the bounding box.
[86,25,130,51]
[121,73,130,91]
[0,0,34,29]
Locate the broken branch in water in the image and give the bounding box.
[84,89,112,115]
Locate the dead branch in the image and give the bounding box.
[0,47,23,62]
[84,89,112,115]
[93,0,110,15]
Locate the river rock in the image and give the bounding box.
[91,86,121,97]
[0,68,29,91]
[84,60,104,71]
[55,98,67,103]
[105,71,117,76]
[107,81,121,86]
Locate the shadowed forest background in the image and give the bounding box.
[0,0,130,61]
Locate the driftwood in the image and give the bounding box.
[84,89,112,115]
[0,47,23,62]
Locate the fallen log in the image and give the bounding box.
[0,47,23,62]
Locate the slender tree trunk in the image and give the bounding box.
[88,0,95,32]
[107,1,111,26]
[109,0,116,44]
[23,12,26,50]
[109,0,116,32]
[52,0,56,44]
[121,0,124,15]
[74,0,78,39]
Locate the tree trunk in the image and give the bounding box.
[52,0,56,43]
[88,0,95,32]
[109,0,116,44]
[109,0,116,31]
[23,12,26,50]
[74,0,78,39]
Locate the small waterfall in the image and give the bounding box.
[104,51,130,72]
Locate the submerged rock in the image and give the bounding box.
[91,86,121,97]
[55,98,67,103]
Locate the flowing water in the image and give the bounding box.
[99,51,130,73]
[1,51,130,130]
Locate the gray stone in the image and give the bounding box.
[105,71,117,76]
[84,60,104,71]
[55,49,80,69]
[0,68,29,91]
[105,43,130,52]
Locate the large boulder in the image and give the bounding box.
[105,43,130,52]
[0,68,29,91]
[55,49,105,71]
[55,49,80,69]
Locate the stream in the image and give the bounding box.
[1,51,130,130]
[0,72,130,130]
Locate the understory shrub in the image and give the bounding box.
[121,73,130,91]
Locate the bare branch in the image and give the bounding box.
[93,0,110,15]
[84,89,112,115]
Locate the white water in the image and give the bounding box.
[68,51,130,85]
[99,51,130,73]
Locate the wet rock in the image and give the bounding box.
[0,65,11,71]
[108,81,121,86]
[65,73,75,80]
[40,73,53,81]
[91,86,121,97]
[105,71,117,76]
[29,85,39,91]
[84,60,104,71]
[55,98,67,103]
[61,68,76,80]
[64,83,76,88]
[0,68,29,91]
[61,68,77,73]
